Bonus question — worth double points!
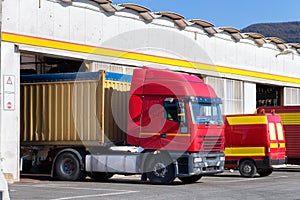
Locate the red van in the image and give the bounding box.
[224,113,286,177]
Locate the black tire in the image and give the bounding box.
[239,160,257,178]
[90,172,114,181]
[55,152,86,181]
[257,168,273,177]
[178,175,202,184]
[146,155,175,185]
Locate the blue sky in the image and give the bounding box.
[112,0,300,29]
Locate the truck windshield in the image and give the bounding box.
[189,101,223,125]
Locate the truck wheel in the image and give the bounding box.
[257,169,273,177]
[239,160,257,178]
[55,152,86,181]
[178,175,202,184]
[90,172,114,181]
[146,155,175,185]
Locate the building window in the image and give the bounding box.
[284,87,300,105]
[206,77,243,114]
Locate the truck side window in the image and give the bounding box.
[164,98,179,122]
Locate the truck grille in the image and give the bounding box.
[200,136,224,152]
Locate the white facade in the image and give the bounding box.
[1,0,300,180]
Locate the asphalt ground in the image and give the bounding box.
[8,166,300,200]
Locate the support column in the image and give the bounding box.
[0,42,20,182]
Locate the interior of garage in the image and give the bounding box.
[20,53,87,75]
[256,84,283,107]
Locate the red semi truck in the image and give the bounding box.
[20,67,225,184]
[224,113,286,177]
[258,106,300,164]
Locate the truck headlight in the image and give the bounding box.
[220,156,225,161]
[194,157,203,163]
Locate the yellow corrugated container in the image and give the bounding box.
[20,71,130,146]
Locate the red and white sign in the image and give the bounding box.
[7,102,12,109]
[3,93,15,110]
[3,75,16,111]
[4,75,15,93]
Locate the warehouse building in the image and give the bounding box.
[1,0,300,181]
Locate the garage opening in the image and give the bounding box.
[19,52,88,173]
[256,84,283,107]
[20,53,87,75]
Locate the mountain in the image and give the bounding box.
[241,22,300,43]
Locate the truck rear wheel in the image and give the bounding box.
[146,155,175,185]
[90,172,114,181]
[55,152,86,181]
[178,175,202,184]
[239,160,257,178]
[257,168,273,177]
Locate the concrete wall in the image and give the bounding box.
[244,82,257,114]
[2,0,300,87]
[0,42,20,181]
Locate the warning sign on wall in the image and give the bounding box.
[3,75,15,111]
[4,75,15,93]
[3,93,15,110]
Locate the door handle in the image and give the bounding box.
[161,133,166,138]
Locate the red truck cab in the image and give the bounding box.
[127,67,225,183]
[224,113,286,177]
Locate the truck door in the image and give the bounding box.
[160,98,189,151]
[139,96,165,149]
[268,115,286,161]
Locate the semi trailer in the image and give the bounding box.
[20,67,225,184]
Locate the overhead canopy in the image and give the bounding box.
[91,0,112,3]
[121,4,151,12]
[120,4,154,21]
[288,43,300,54]
[219,27,243,41]
[190,19,217,35]
[289,43,300,49]
[244,32,266,45]
[267,37,287,50]
[157,12,188,28]
[267,37,285,44]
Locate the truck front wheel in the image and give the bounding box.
[178,175,202,184]
[146,155,175,184]
[55,152,86,181]
[239,160,257,178]
[257,168,273,177]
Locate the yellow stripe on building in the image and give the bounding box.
[225,147,265,157]
[226,116,268,125]
[3,32,300,84]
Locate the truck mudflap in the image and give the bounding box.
[255,156,286,169]
[173,152,225,177]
